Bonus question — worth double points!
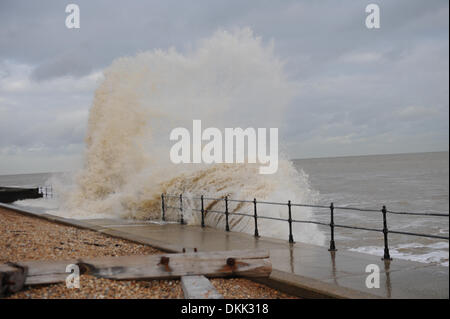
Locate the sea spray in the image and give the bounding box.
[58,28,325,245]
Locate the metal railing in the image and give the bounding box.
[161,193,449,260]
[38,185,53,198]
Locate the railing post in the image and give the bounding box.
[225,196,230,232]
[328,202,337,251]
[200,195,205,228]
[288,200,294,243]
[382,205,392,260]
[253,198,259,238]
[161,193,166,221]
[179,194,184,225]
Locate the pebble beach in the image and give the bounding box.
[0,207,297,299]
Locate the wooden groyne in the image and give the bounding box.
[0,187,42,203]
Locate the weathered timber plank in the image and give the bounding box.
[16,259,78,285]
[79,249,271,280]
[7,249,271,285]
[181,275,223,299]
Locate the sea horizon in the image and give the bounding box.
[1,149,448,177]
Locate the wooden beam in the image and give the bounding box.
[3,249,271,287]
[19,259,78,285]
[80,249,271,280]
[181,275,223,299]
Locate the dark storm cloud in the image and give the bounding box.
[0,0,448,173]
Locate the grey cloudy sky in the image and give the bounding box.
[0,0,448,174]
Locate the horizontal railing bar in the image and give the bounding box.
[205,209,225,214]
[388,230,449,240]
[228,212,253,218]
[292,219,329,226]
[198,196,224,201]
[256,200,288,206]
[164,205,180,210]
[257,215,287,222]
[227,212,292,222]
[334,223,383,233]
[193,196,253,203]
[291,203,329,208]
[333,206,381,212]
[227,198,254,203]
[201,209,290,222]
[387,210,449,217]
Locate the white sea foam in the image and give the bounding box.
[14,198,60,210]
[349,242,449,266]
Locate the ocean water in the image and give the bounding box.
[1,151,448,266]
[293,151,449,266]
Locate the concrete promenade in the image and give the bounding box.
[1,203,448,299]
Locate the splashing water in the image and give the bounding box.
[57,28,325,246]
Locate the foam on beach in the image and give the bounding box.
[349,242,449,267]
